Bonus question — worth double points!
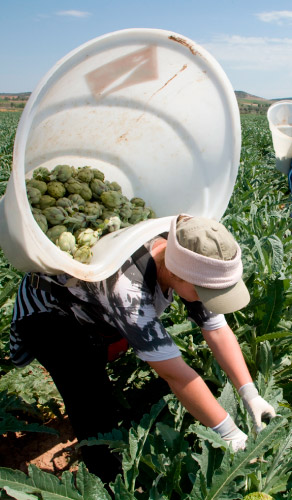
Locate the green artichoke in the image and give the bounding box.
[83,201,103,218]
[32,167,50,182]
[129,206,150,224]
[56,231,76,254]
[32,211,48,233]
[46,225,67,243]
[73,245,92,264]
[64,177,84,194]
[68,194,86,209]
[243,494,273,500]
[76,228,100,247]
[101,209,118,220]
[27,186,42,205]
[36,195,56,210]
[107,181,122,192]
[47,181,66,199]
[92,168,105,181]
[119,201,132,221]
[26,178,47,195]
[76,167,94,183]
[42,207,68,226]
[50,164,73,183]
[56,197,74,213]
[90,178,108,198]
[131,197,145,207]
[104,215,121,233]
[79,182,93,201]
[100,190,124,209]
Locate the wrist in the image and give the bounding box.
[238,382,259,401]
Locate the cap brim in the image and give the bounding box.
[195,279,250,314]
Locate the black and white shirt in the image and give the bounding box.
[10,238,226,367]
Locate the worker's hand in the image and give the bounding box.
[212,413,248,452]
[238,382,276,433]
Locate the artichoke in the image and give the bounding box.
[107,181,122,192]
[131,197,145,207]
[243,494,273,500]
[32,167,50,182]
[47,181,66,199]
[56,197,74,213]
[36,194,56,210]
[129,206,150,224]
[119,201,132,221]
[64,177,83,195]
[46,225,67,243]
[50,164,73,183]
[146,207,156,218]
[79,182,93,201]
[92,168,105,181]
[76,167,94,183]
[76,228,100,247]
[42,206,68,226]
[27,186,42,205]
[68,194,86,209]
[83,201,103,218]
[73,245,92,264]
[56,231,76,254]
[100,190,124,209]
[90,178,108,198]
[104,215,121,233]
[32,211,48,233]
[26,178,47,195]
[101,209,118,220]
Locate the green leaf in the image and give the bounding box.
[258,279,285,336]
[205,417,286,499]
[267,235,284,273]
[2,487,38,500]
[110,475,136,499]
[186,425,228,450]
[75,463,111,500]
[217,382,238,421]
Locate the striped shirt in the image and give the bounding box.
[10,239,227,367]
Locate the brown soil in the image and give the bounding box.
[0,416,81,476]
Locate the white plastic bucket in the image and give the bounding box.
[267,101,292,174]
[0,28,241,281]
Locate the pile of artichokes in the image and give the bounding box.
[26,164,156,264]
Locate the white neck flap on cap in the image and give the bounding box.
[165,216,243,289]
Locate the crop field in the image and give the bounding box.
[0,110,292,499]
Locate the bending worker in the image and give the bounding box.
[10,214,276,482]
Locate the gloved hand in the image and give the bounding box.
[212,413,248,452]
[238,382,276,433]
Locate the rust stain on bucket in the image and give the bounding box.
[168,35,202,58]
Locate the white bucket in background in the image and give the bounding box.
[0,28,241,281]
[267,101,292,174]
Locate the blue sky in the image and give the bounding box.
[1,0,292,98]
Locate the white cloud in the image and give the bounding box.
[256,11,292,24]
[56,10,91,18]
[203,34,292,71]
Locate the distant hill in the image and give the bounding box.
[0,91,291,115]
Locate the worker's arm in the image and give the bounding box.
[147,356,227,428]
[201,323,252,390]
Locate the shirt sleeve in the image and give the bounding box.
[181,298,227,330]
[201,312,227,330]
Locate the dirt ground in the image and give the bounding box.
[0,416,81,476]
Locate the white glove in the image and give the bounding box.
[212,414,248,452]
[238,382,276,433]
